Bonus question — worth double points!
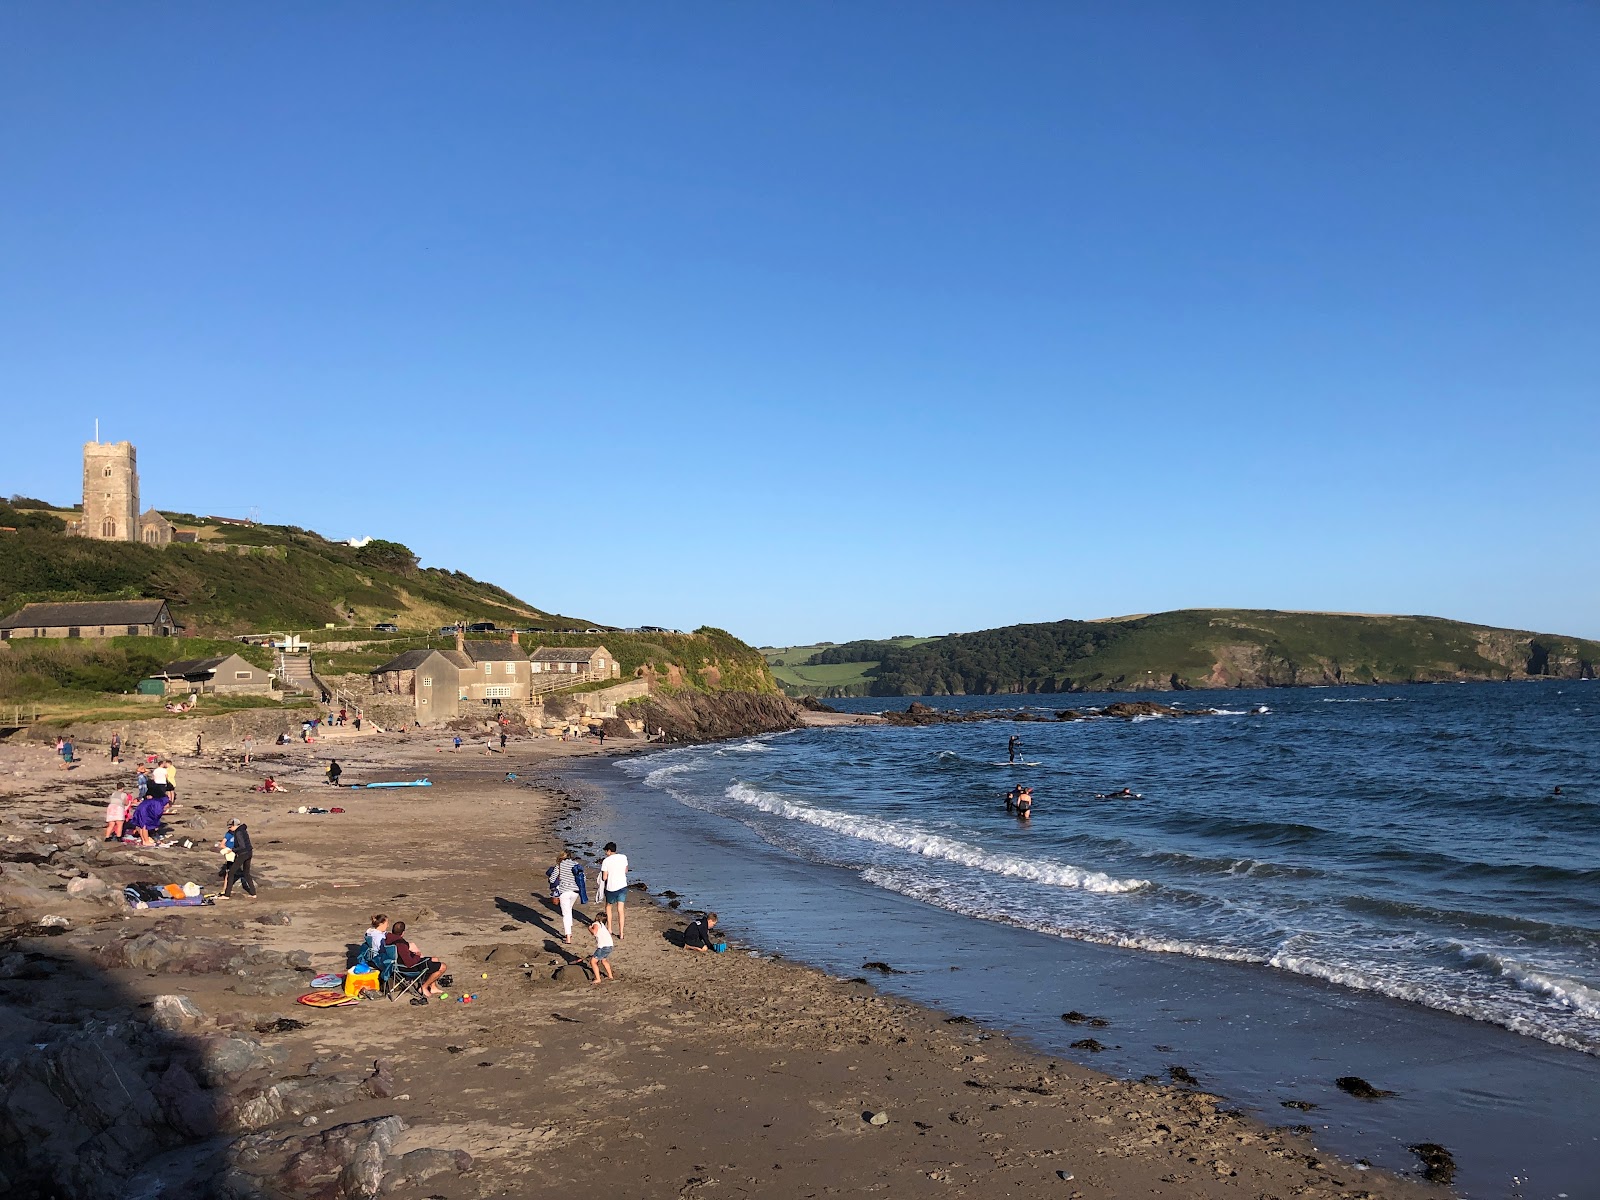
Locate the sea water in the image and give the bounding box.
[564,681,1600,1195]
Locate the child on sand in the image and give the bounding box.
[588,915,615,984]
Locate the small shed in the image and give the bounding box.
[150,653,273,696]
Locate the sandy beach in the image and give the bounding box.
[0,726,1445,1199]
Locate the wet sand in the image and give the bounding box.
[0,728,1446,1197]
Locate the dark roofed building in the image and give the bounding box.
[149,652,273,695]
[370,631,537,723]
[0,599,176,640]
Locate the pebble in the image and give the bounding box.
[302,1116,319,1126]
[868,1111,889,1126]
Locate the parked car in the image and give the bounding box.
[466,621,497,633]
[372,623,399,633]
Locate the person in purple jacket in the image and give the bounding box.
[128,794,170,846]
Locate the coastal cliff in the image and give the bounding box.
[624,690,801,743]
[768,609,1600,696]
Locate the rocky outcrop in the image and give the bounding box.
[626,691,802,743]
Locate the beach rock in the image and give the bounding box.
[228,968,306,997]
[1335,1075,1394,1099]
[1069,1038,1105,1052]
[867,1110,890,1125]
[1409,1142,1456,1185]
[201,1034,281,1080]
[65,874,111,899]
[862,961,904,974]
[383,1147,473,1191]
[1100,701,1181,719]
[254,912,292,925]
[1167,1065,1199,1086]
[149,994,207,1031]
[37,914,70,928]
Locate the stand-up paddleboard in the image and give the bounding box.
[353,778,433,789]
[989,760,1043,767]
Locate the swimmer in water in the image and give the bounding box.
[1095,787,1139,799]
[1004,785,1020,813]
[1015,786,1034,819]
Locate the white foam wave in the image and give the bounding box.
[1130,713,1164,722]
[643,762,696,788]
[1461,950,1600,1020]
[1271,952,1599,1056]
[727,782,1149,895]
[859,867,1262,962]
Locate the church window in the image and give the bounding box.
[103,465,113,477]
[101,518,117,538]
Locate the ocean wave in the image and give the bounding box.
[1267,951,1599,1056]
[858,867,1264,962]
[1459,950,1600,1019]
[643,762,696,788]
[727,782,1149,894]
[712,740,773,757]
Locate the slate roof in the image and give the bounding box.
[0,599,170,631]
[462,641,529,662]
[157,656,230,678]
[370,648,474,674]
[529,646,604,663]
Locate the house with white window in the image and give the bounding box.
[528,645,620,686]
[370,630,538,722]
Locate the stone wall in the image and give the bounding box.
[28,706,310,757]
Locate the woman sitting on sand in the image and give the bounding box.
[385,920,447,999]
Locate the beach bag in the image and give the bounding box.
[573,863,589,905]
[181,882,200,898]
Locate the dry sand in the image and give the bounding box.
[0,728,1446,1198]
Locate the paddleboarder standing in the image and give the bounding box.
[1008,734,1020,763]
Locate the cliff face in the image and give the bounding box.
[797,610,1600,697]
[625,691,801,743]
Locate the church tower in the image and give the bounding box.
[81,440,140,542]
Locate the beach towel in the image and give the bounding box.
[309,974,343,989]
[297,991,358,1008]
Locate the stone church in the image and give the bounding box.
[77,439,174,544]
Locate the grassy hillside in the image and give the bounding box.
[0,522,586,635]
[0,636,273,703]
[774,610,1600,696]
[763,638,932,697]
[544,627,778,694]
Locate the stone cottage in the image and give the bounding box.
[0,599,177,640]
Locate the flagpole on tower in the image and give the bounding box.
[95,418,99,442]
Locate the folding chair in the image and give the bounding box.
[372,943,429,1001]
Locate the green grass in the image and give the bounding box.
[763,637,932,697]
[0,635,274,702]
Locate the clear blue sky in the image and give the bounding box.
[2,3,1596,644]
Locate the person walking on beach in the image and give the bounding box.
[110,732,122,763]
[194,732,203,757]
[220,819,256,898]
[453,735,462,752]
[599,841,629,938]
[587,914,615,984]
[1008,734,1020,764]
[242,735,253,766]
[326,759,343,787]
[60,739,74,770]
[499,730,507,751]
[548,851,582,943]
